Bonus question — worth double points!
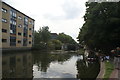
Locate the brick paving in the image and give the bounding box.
[109,63,120,80]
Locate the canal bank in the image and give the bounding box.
[1,47,32,53]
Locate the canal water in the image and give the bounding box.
[2,51,100,79]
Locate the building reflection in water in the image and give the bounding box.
[2,51,33,78]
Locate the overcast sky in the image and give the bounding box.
[3,0,88,41]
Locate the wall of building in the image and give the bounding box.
[0,0,2,79]
[1,2,35,50]
[27,18,34,48]
[16,12,24,48]
[2,2,10,48]
[0,0,2,49]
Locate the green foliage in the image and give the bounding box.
[76,59,100,79]
[104,61,114,79]
[34,27,77,50]
[58,33,76,44]
[34,31,41,44]
[33,42,47,50]
[77,2,120,53]
[38,26,51,43]
[51,40,62,50]
[33,26,51,50]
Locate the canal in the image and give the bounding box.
[2,51,100,79]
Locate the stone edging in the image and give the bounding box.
[97,61,105,78]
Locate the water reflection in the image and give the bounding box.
[2,51,33,78]
[76,58,100,80]
[2,51,100,79]
[32,51,78,78]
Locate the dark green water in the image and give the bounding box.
[2,51,100,79]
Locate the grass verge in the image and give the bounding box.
[103,61,114,80]
[77,48,85,54]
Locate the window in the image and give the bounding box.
[18,40,21,43]
[10,20,16,25]
[2,29,7,33]
[18,32,21,35]
[23,38,27,46]
[24,17,28,25]
[29,21,32,24]
[10,36,16,46]
[23,25,28,37]
[10,30,13,34]
[10,19,16,35]
[18,16,22,20]
[29,28,32,30]
[10,10,17,19]
[2,39,7,43]
[10,28,16,34]
[1,8,7,13]
[29,41,32,44]
[18,24,22,28]
[2,18,7,23]
[29,35,32,37]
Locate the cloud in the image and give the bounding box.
[43,0,87,21]
[62,0,82,19]
[43,14,65,21]
[3,0,88,41]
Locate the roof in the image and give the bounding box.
[2,1,35,21]
[50,33,58,36]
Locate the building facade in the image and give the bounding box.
[0,1,35,50]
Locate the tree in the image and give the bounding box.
[57,33,76,44]
[51,40,62,50]
[77,2,120,54]
[34,31,41,44]
[38,26,51,43]
[33,26,51,50]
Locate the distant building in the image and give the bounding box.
[0,1,35,50]
[50,33,58,40]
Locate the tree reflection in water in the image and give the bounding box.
[32,51,73,72]
[76,58,100,80]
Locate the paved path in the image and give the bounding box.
[97,62,105,78]
[109,68,120,80]
[109,59,120,80]
[97,61,120,80]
